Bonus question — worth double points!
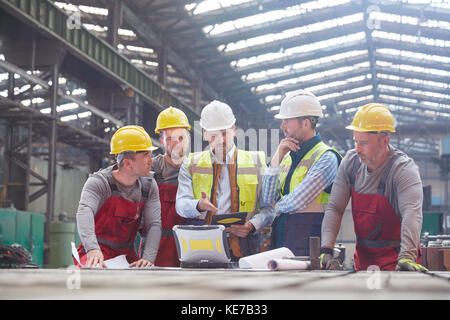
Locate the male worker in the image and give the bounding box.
[152,107,191,267]
[320,103,426,272]
[75,125,162,268]
[261,90,341,256]
[176,100,275,260]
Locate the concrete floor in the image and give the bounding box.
[0,268,449,300]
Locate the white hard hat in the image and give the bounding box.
[274,90,323,119]
[200,100,236,131]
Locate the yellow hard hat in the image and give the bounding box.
[346,103,395,133]
[110,125,158,154]
[155,107,191,134]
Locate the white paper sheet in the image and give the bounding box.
[71,241,84,267]
[103,255,130,269]
[238,247,294,269]
[267,259,309,271]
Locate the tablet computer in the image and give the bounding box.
[211,211,248,227]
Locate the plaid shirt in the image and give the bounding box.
[261,151,339,214]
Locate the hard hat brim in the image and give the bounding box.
[274,111,323,119]
[345,125,395,133]
[110,145,158,154]
[155,125,191,134]
[200,120,236,131]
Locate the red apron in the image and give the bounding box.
[350,156,419,271]
[74,178,148,268]
[154,184,184,267]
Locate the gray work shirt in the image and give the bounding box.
[321,146,423,261]
[76,165,162,262]
[152,154,180,186]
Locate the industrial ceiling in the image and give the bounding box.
[1,0,450,158]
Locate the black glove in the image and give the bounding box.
[320,247,343,270]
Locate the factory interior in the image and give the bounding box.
[0,0,449,302]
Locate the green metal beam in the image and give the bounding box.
[0,0,201,126]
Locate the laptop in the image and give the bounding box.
[172,225,232,268]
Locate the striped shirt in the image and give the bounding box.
[261,151,339,214]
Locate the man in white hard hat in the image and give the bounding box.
[176,100,275,260]
[261,90,342,256]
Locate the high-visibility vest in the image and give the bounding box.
[279,141,340,213]
[187,149,265,216]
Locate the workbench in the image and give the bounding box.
[0,268,449,300]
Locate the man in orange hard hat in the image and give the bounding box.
[152,107,191,267]
[320,103,427,272]
[75,125,162,268]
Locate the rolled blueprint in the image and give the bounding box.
[267,259,309,271]
[238,247,294,269]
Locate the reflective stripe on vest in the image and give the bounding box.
[279,141,338,214]
[187,149,265,215]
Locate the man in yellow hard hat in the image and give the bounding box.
[320,103,427,272]
[176,100,276,261]
[261,90,342,256]
[152,107,191,267]
[74,125,162,268]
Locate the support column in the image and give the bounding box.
[46,63,58,223]
[192,82,202,113]
[157,44,168,87]
[107,0,123,48]
[24,119,32,211]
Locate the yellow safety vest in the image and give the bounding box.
[279,141,339,213]
[187,149,266,216]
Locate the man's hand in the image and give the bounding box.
[320,253,333,269]
[271,137,300,167]
[319,247,343,270]
[129,259,153,268]
[86,249,106,268]
[196,191,218,213]
[395,259,428,272]
[228,222,255,238]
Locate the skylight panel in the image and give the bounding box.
[254,62,369,93]
[397,0,450,9]
[223,14,363,53]
[186,0,253,15]
[377,48,450,63]
[205,0,353,36]
[21,98,45,107]
[337,95,374,106]
[61,114,78,122]
[379,94,417,104]
[232,32,365,69]
[373,31,450,47]
[376,61,450,77]
[54,2,108,15]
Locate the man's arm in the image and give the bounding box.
[260,166,282,207]
[321,154,352,249]
[392,161,423,262]
[76,175,109,252]
[141,178,162,263]
[248,205,276,233]
[175,158,212,218]
[275,151,338,214]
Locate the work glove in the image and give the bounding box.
[320,252,333,269]
[319,248,342,270]
[395,259,428,272]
